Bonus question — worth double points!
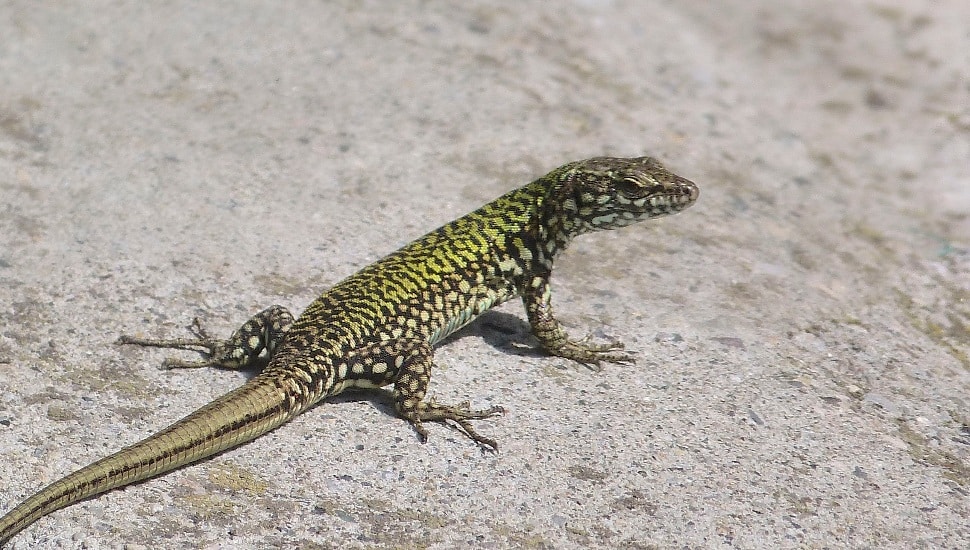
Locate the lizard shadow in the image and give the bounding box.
[438,309,545,360]
[155,310,542,442]
[196,309,542,378]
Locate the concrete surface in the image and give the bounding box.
[1,1,968,548]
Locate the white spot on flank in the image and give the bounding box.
[592,213,618,226]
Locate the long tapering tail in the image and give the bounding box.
[0,373,300,545]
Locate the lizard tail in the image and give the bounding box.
[0,374,299,545]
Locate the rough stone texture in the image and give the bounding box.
[0,1,967,548]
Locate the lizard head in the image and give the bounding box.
[553,156,699,232]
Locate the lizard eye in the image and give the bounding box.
[615,178,643,198]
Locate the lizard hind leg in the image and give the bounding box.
[117,305,295,370]
[389,341,505,451]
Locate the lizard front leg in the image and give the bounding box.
[117,305,295,370]
[523,274,635,369]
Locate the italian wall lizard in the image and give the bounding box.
[0,156,699,545]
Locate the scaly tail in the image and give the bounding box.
[0,373,301,545]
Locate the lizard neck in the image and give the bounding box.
[530,177,586,270]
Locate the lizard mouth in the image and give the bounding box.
[622,185,698,217]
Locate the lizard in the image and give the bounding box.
[0,156,699,545]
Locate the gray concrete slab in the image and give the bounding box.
[1,1,967,548]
